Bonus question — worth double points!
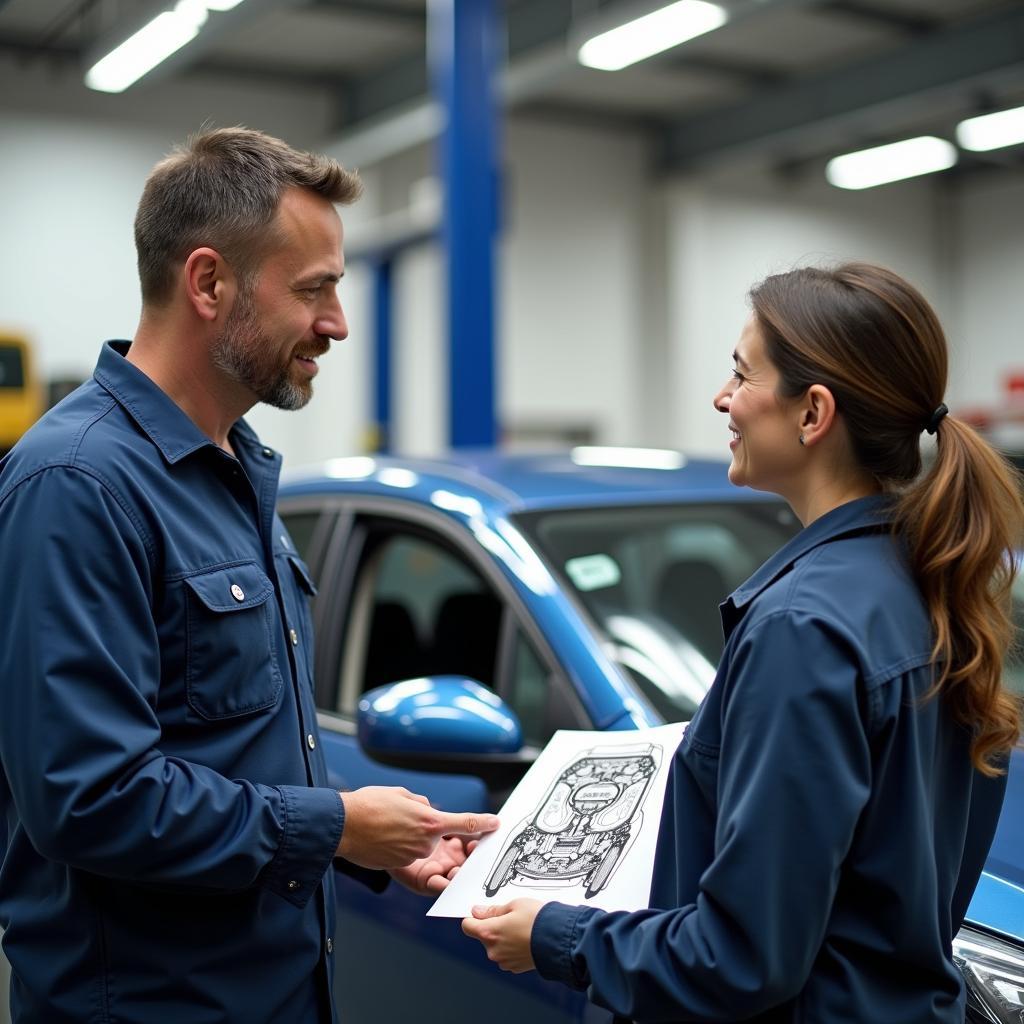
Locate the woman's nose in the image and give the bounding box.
[713,379,733,413]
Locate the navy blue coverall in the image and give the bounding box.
[0,341,372,1023]
[531,496,1006,1023]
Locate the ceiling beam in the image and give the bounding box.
[815,0,939,36]
[660,3,1024,169]
[302,0,425,24]
[333,0,819,132]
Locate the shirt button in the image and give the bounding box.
[262,447,274,458]
[230,584,245,602]
[287,880,299,891]
[306,733,316,750]
[289,627,299,646]
[326,938,333,954]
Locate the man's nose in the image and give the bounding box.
[317,293,348,341]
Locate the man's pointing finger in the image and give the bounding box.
[436,812,499,838]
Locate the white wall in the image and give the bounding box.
[0,112,161,379]
[500,118,648,447]
[659,172,948,458]
[2,92,1023,470]
[950,174,1024,412]
[315,118,652,456]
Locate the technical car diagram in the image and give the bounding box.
[484,743,662,900]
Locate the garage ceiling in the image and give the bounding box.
[1,0,1023,174]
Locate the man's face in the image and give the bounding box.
[211,188,348,411]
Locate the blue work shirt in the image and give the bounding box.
[532,495,1007,1023]
[0,342,350,1023]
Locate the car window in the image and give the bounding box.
[1006,571,1024,696]
[507,630,550,747]
[279,510,321,565]
[0,344,25,388]
[332,524,578,747]
[518,501,800,722]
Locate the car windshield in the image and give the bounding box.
[1007,570,1024,696]
[518,501,801,722]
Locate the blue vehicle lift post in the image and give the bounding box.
[429,0,500,448]
[371,257,393,453]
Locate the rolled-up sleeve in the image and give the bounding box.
[531,610,872,1022]
[0,467,342,905]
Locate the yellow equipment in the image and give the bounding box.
[0,332,44,455]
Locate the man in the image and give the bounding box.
[0,127,496,1023]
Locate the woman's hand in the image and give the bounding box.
[389,836,479,896]
[461,898,543,973]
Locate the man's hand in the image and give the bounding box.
[389,835,480,896]
[461,899,542,974]
[336,786,498,870]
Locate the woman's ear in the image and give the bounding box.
[798,384,838,447]
[183,247,232,323]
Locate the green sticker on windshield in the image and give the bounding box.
[565,554,621,592]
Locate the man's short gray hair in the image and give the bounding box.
[134,126,363,305]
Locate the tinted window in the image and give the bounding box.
[0,346,25,389]
[340,533,500,709]
[1006,572,1024,697]
[280,511,321,565]
[518,502,799,721]
[333,526,577,744]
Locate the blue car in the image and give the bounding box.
[277,448,1024,1024]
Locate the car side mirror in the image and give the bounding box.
[357,676,530,790]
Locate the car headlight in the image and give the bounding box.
[954,926,1024,1023]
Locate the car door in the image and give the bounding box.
[279,496,605,1024]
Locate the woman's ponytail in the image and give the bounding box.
[896,416,1023,774]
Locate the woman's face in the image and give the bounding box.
[713,314,804,497]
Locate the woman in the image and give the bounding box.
[463,263,1023,1022]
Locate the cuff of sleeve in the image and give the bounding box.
[333,859,391,893]
[262,785,345,908]
[531,902,601,990]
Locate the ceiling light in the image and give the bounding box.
[570,447,686,470]
[85,0,244,94]
[825,136,957,190]
[577,1,727,72]
[956,105,1024,152]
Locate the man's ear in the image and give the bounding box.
[798,384,838,447]
[183,247,233,323]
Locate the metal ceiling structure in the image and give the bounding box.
[1,0,1023,175]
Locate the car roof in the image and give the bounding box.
[280,448,773,513]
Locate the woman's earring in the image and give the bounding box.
[799,434,805,446]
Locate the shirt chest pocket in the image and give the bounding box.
[183,563,284,720]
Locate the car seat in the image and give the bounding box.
[654,559,729,663]
[363,601,425,690]
[429,591,502,687]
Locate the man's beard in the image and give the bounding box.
[211,289,314,411]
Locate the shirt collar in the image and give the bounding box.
[728,493,894,612]
[93,340,263,464]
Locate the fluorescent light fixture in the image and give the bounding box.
[323,456,376,480]
[376,467,419,489]
[578,0,727,71]
[571,447,686,470]
[85,0,244,93]
[956,105,1024,152]
[825,136,957,190]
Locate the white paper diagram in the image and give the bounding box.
[428,721,686,918]
[483,743,660,900]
